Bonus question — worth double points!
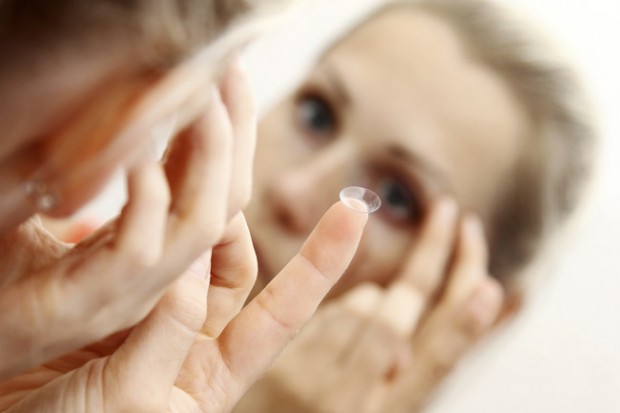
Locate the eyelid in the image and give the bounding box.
[295,80,337,111]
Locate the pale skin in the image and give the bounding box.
[0,49,370,413]
[235,7,529,413]
[236,201,504,413]
[0,201,368,413]
[0,58,258,380]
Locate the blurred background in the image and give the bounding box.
[84,0,620,411]
[245,2,620,411]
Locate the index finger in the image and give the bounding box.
[216,201,368,381]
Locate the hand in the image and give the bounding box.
[0,201,368,413]
[0,58,257,380]
[234,199,505,413]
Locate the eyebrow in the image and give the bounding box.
[322,65,352,108]
[387,144,450,189]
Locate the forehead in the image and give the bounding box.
[321,8,529,218]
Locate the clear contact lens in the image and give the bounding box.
[339,186,381,214]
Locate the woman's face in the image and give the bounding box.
[246,8,530,298]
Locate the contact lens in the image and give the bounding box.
[339,186,381,214]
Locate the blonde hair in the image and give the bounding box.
[0,0,285,70]
[0,0,288,166]
[352,0,596,287]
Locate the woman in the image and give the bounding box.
[235,0,595,412]
[0,1,371,412]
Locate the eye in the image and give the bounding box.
[376,176,423,225]
[295,91,338,140]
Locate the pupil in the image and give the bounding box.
[302,97,332,133]
[385,184,409,208]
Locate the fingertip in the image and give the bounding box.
[333,200,370,230]
[463,278,505,334]
[304,201,368,250]
[297,201,368,284]
[218,54,257,117]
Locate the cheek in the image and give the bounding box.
[254,105,298,185]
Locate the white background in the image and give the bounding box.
[244,1,620,412]
[86,1,620,411]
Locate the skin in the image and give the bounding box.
[0,31,370,413]
[246,8,529,299]
[0,201,369,413]
[0,57,254,380]
[235,7,530,413]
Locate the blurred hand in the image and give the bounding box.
[0,58,258,380]
[233,199,505,413]
[0,202,368,413]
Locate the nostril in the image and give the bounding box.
[273,201,297,231]
[267,180,315,235]
[270,191,306,234]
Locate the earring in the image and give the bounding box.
[23,180,58,211]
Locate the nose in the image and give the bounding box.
[266,141,354,235]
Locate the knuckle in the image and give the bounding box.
[405,252,450,299]
[186,211,227,249]
[149,171,171,205]
[357,282,383,294]
[161,284,207,332]
[421,343,455,379]
[242,251,259,282]
[409,274,437,298]
[255,286,300,333]
[118,241,160,270]
[458,309,488,340]
[401,260,439,298]
[341,283,383,315]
